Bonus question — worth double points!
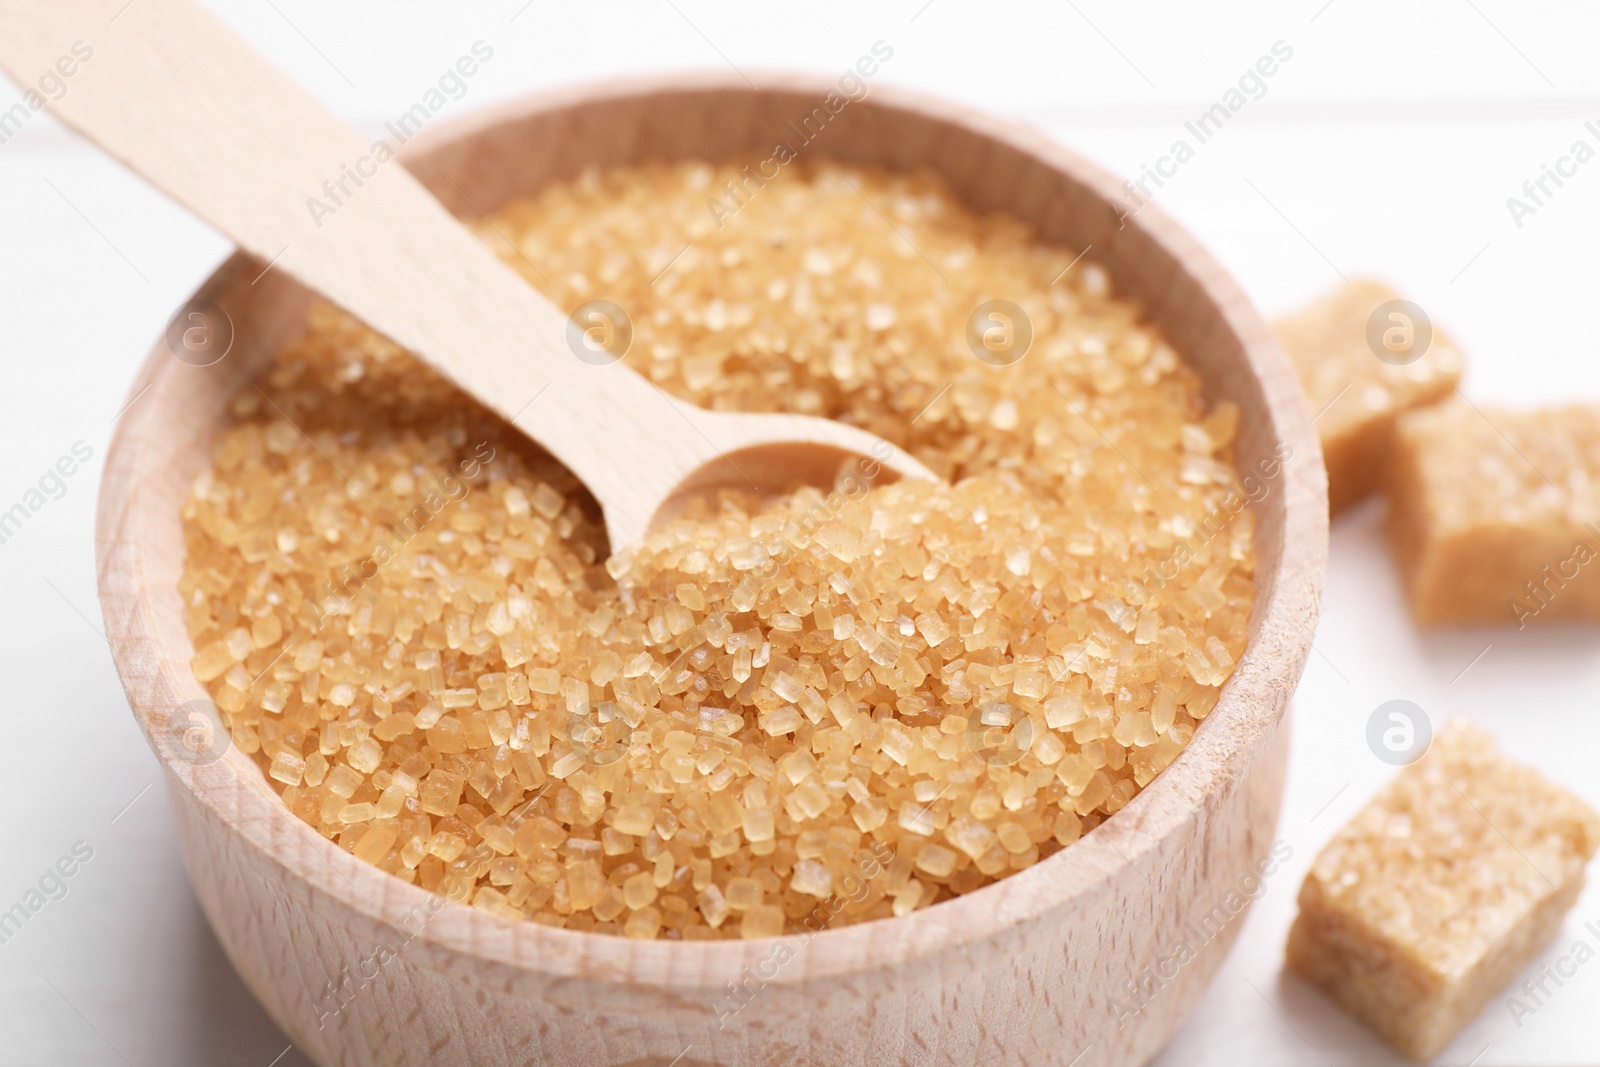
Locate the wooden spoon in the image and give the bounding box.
[0,0,934,549]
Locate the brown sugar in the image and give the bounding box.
[179,159,1258,939]
[1388,400,1600,625]
[1286,719,1600,1061]
[1273,279,1462,514]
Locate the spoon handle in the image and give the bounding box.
[0,0,720,522]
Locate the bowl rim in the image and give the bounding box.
[96,70,1327,991]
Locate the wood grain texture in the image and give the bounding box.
[94,74,1328,1067]
[0,0,931,549]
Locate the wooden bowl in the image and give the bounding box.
[97,74,1326,1067]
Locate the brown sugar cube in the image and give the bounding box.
[1286,719,1600,1062]
[1274,279,1463,514]
[1388,400,1600,625]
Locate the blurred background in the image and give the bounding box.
[3,1,1598,1063]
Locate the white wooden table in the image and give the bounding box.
[3,2,1597,1063]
